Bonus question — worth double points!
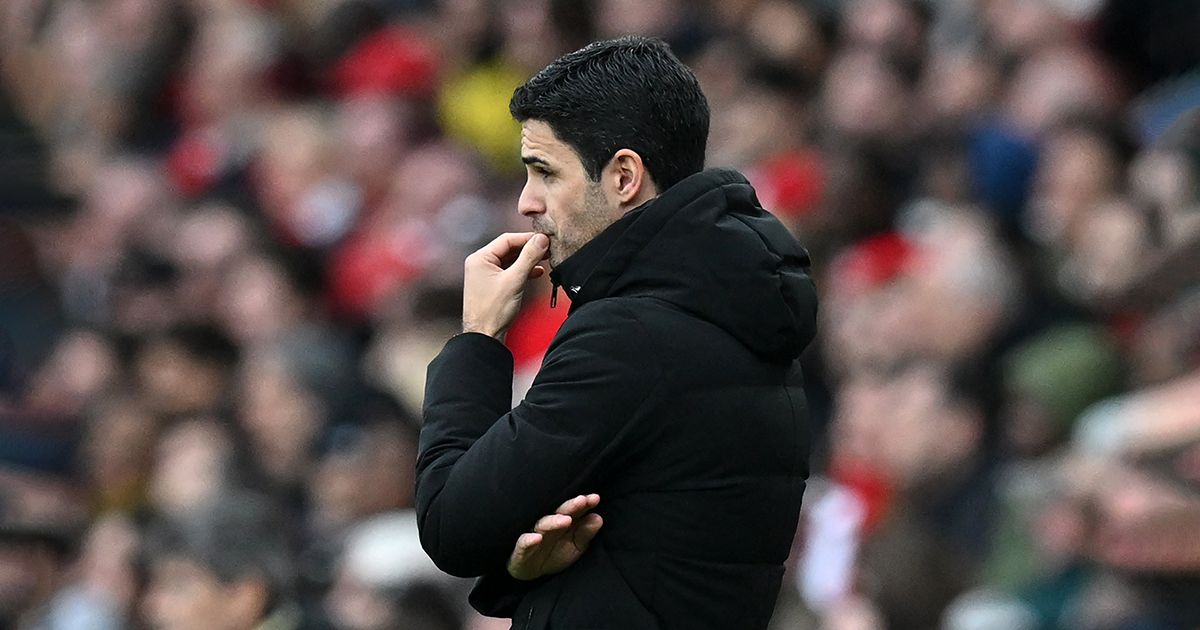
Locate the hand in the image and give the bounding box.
[507,494,603,581]
[462,232,549,340]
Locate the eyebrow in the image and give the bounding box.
[522,156,551,168]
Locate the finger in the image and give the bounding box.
[474,232,536,267]
[513,531,543,557]
[554,495,588,517]
[555,493,601,518]
[581,513,603,533]
[508,531,543,571]
[533,513,572,534]
[505,233,549,278]
[571,513,604,550]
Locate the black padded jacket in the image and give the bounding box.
[416,168,818,630]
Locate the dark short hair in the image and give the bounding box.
[510,36,710,190]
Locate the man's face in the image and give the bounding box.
[142,557,261,630]
[518,120,618,267]
[143,558,231,630]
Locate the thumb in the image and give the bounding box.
[507,233,549,277]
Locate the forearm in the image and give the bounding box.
[416,332,516,576]
[416,466,520,576]
[415,305,662,577]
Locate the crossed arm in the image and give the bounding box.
[507,493,603,580]
[415,232,656,581]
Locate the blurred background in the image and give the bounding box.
[1,0,1199,628]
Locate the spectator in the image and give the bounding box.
[132,325,239,418]
[148,415,241,519]
[141,493,308,630]
[325,511,464,630]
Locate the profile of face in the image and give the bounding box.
[518,120,614,267]
[518,120,656,268]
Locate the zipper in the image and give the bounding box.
[525,604,534,629]
[550,283,559,308]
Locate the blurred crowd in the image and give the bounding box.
[1,0,1199,628]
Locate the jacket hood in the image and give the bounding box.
[549,168,818,362]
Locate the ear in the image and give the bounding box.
[606,149,657,208]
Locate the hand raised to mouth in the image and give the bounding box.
[461,231,550,341]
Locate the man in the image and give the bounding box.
[325,511,465,630]
[141,493,307,630]
[416,36,818,629]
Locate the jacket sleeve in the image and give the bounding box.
[415,301,661,578]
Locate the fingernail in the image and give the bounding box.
[533,233,549,247]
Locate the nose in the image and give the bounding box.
[518,181,544,217]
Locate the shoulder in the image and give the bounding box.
[570,296,723,343]
[523,298,666,412]
[543,299,661,375]
[556,298,652,338]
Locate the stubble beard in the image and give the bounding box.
[539,182,611,268]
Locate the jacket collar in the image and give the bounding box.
[547,168,749,312]
[547,198,645,312]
